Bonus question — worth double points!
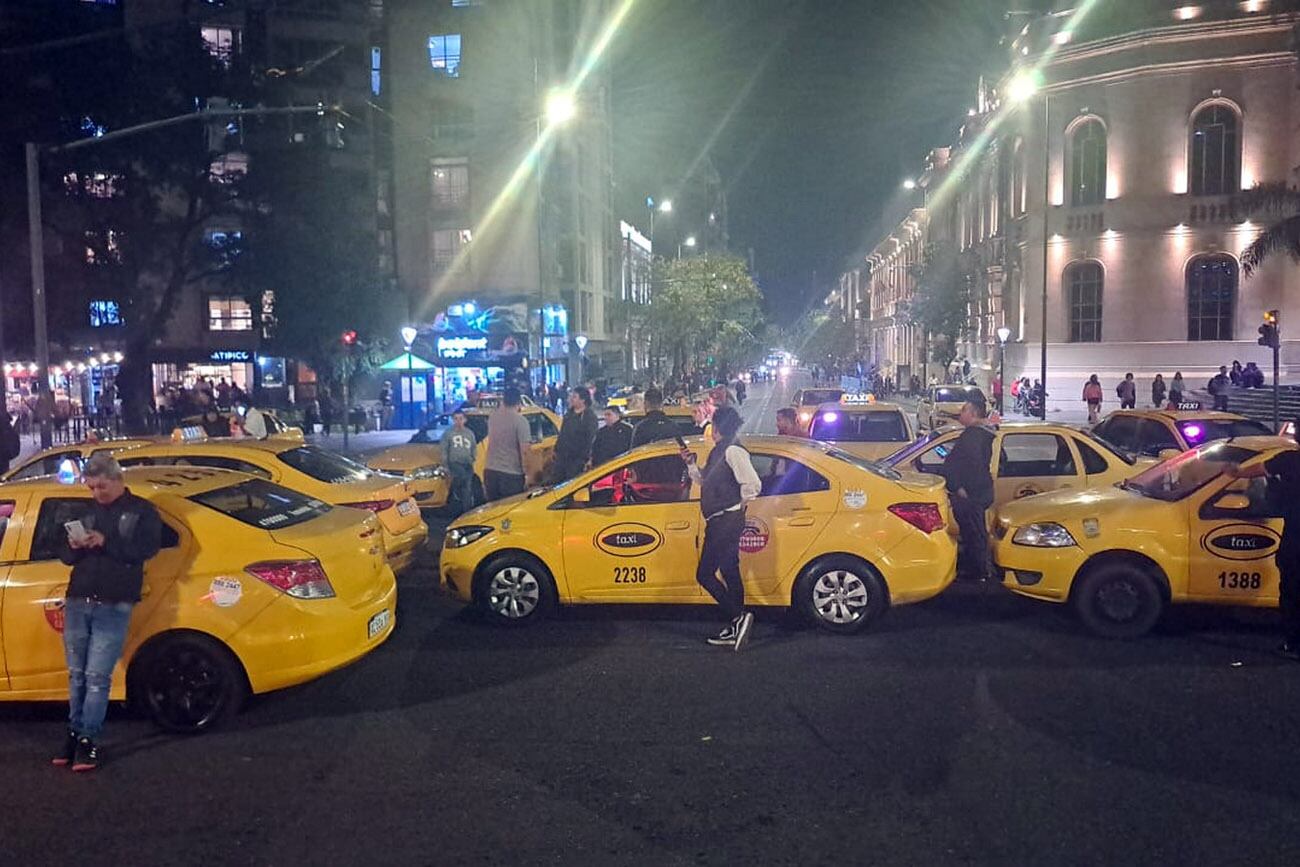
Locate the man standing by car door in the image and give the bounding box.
[551,386,598,483]
[54,454,163,772]
[631,387,679,446]
[941,400,996,582]
[483,388,531,501]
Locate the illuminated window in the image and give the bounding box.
[431,228,471,272]
[201,26,238,64]
[88,300,123,328]
[1187,255,1236,341]
[1065,261,1103,343]
[84,229,123,265]
[431,158,469,207]
[208,296,254,331]
[1069,119,1106,207]
[428,34,462,77]
[1190,104,1240,196]
[371,47,382,95]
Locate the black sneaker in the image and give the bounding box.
[733,612,754,652]
[51,730,77,767]
[71,738,99,773]
[706,623,738,646]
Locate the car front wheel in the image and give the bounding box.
[476,553,556,626]
[795,556,888,634]
[1072,561,1164,639]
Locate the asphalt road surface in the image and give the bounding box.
[3,375,1299,866]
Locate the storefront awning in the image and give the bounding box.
[380,352,436,371]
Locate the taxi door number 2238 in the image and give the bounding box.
[614,566,648,584]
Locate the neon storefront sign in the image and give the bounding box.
[437,336,488,359]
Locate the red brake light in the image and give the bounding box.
[245,560,335,599]
[888,502,945,534]
[342,499,395,514]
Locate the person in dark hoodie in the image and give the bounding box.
[551,386,598,483]
[631,387,680,447]
[941,399,996,581]
[590,406,633,468]
[54,454,163,772]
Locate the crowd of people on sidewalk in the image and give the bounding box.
[1076,361,1269,419]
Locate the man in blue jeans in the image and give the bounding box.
[54,454,162,772]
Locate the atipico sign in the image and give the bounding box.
[437,336,489,359]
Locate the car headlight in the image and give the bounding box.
[446,525,492,548]
[1012,523,1077,548]
[408,464,446,480]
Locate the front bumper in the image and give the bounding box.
[993,534,1086,603]
[408,476,450,508]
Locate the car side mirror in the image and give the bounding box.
[1217,493,1251,510]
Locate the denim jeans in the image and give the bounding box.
[63,598,135,739]
[448,463,477,512]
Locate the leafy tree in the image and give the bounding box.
[646,256,763,380]
[1235,182,1300,277]
[903,242,979,369]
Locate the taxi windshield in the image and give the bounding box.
[1177,418,1272,446]
[884,431,946,465]
[934,386,984,403]
[1121,442,1258,502]
[189,478,332,529]
[277,446,374,484]
[413,416,489,444]
[798,389,843,406]
[810,411,909,442]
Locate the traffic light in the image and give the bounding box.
[1258,310,1280,349]
[341,329,358,347]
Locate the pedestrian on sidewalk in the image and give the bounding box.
[53,455,163,772]
[1230,360,1244,387]
[1117,372,1137,410]
[940,399,996,582]
[1083,375,1104,425]
[440,410,478,513]
[483,388,531,501]
[1151,374,1167,409]
[1208,366,1231,412]
[1169,371,1186,407]
[681,406,759,650]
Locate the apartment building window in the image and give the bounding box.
[431,158,469,208]
[1068,119,1106,207]
[1065,261,1103,343]
[371,47,382,96]
[1010,138,1026,217]
[431,228,472,272]
[208,296,254,331]
[428,34,462,77]
[201,26,239,65]
[1187,254,1237,341]
[1189,103,1240,196]
[88,300,123,328]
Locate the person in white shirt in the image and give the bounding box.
[681,406,761,650]
[240,404,269,440]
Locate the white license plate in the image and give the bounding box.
[367,609,391,639]
[397,499,416,517]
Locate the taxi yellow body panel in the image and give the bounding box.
[806,400,915,462]
[116,439,427,572]
[916,386,986,431]
[365,406,562,500]
[0,467,396,702]
[439,436,957,627]
[1091,408,1274,459]
[887,422,1136,511]
[2,438,161,483]
[994,437,1295,619]
[790,388,846,433]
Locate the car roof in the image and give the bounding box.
[1109,409,1250,423]
[1,465,248,497]
[130,438,298,457]
[813,401,904,413]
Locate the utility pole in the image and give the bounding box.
[1260,309,1281,432]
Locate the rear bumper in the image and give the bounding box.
[879,530,958,605]
[384,522,429,573]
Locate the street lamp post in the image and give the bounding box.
[535,86,579,392]
[648,197,671,249]
[997,326,1012,413]
[677,235,696,260]
[1007,70,1049,419]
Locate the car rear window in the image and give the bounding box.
[934,386,984,403]
[799,389,843,406]
[189,479,332,529]
[810,411,909,443]
[822,445,903,481]
[277,446,373,483]
[1178,418,1273,445]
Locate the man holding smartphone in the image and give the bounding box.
[681,406,761,650]
[53,455,162,772]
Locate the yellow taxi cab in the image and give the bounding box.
[916,384,986,431]
[180,409,304,442]
[116,433,427,573]
[885,422,1136,510]
[790,387,845,432]
[3,437,159,483]
[470,392,538,409]
[994,436,1294,638]
[622,404,704,439]
[365,405,563,508]
[1091,404,1274,460]
[0,466,396,731]
[805,395,915,461]
[439,435,957,634]
[605,387,642,412]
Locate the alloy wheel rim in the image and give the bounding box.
[1097,578,1142,622]
[488,566,541,619]
[149,647,226,730]
[812,570,869,624]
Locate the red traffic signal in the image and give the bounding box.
[341,330,358,346]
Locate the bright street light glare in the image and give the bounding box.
[902,178,917,190]
[684,235,697,247]
[1006,71,1041,104]
[545,88,578,125]
[997,326,1012,343]
[658,199,673,213]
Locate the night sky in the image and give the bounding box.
[612,0,1019,326]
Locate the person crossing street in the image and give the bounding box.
[440,409,478,513]
[681,407,760,650]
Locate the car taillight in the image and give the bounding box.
[342,499,395,514]
[245,560,336,599]
[888,502,945,534]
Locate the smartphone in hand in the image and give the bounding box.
[64,520,89,545]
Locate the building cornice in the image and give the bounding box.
[1040,49,1295,93]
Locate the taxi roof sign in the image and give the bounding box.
[170,426,209,443]
[840,393,877,406]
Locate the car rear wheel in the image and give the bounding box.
[476,553,556,626]
[129,633,247,734]
[795,556,888,634]
[1072,561,1164,639]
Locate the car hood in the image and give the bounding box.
[996,483,1157,526]
[367,443,441,472]
[452,488,546,525]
